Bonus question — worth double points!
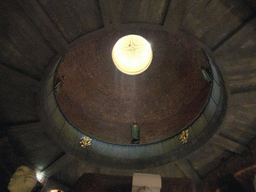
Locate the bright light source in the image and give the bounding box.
[36,173,43,180]
[36,172,46,184]
[112,34,153,75]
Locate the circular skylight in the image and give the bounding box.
[112,34,153,75]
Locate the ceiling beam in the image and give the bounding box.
[99,0,122,28]
[176,159,201,184]
[16,0,68,53]
[211,134,249,154]
[233,120,256,135]
[212,16,256,53]
[229,91,256,106]
[8,122,43,135]
[163,0,187,33]
[214,46,256,62]
[41,153,75,178]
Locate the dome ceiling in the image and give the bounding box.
[55,29,211,144]
[1,0,256,190]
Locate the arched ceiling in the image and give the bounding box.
[0,0,256,191]
[55,30,211,144]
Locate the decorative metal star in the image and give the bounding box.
[123,39,143,58]
[80,136,92,148]
[180,130,189,144]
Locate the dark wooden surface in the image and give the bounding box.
[198,137,256,192]
[0,64,39,125]
[180,0,254,49]
[0,0,255,190]
[16,0,69,53]
[0,137,26,192]
[38,0,103,42]
[8,122,64,170]
[121,0,170,25]
[69,173,193,192]
[0,0,56,80]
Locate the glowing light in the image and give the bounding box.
[112,35,153,75]
[36,173,43,180]
[36,172,46,183]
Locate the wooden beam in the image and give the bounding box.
[0,64,39,124]
[163,0,187,33]
[176,159,201,184]
[214,46,256,62]
[229,91,256,106]
[213,17,256,54]
[8,122,43,134]
[0,61,41,82]
[233,120,256,135]
[99,0,122,28]
[41,153,75,177]
[211,134,249,154]
[16,0,68,53]
[213,47,256,94]
[229,80,256,95]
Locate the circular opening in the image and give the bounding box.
[112,34,153,75]
[42,28,226,168]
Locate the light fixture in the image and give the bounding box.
[131,122,140,144]
[36,172,46,184]
[112,34,153,75]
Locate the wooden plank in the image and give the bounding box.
[216,57,256,74]
[99,0,122,28]
[121,0,170,25]
[229,91,256,106]
[176,159,201,183]
[41,153,75,177]
[214,46,256,94]
[8,122,43,134]
[0,137,24,175]
[51,158,100,187]
[213,17,256,55]
[69,173,193,192]
[0,64,39,124]
[38,0,103,42]
[215,46,256,61]
[41,178,69,192]
[219,105,256,145]
[186,143,231,177]
[163,0,187,33]
[155,163,186,178]
[229,79,256,94]
[227,70,256,94]
[220,126,255,145]
[180,0,253,49]
[16,0,68,53]
[245,0,256,10]
[8,122,64,170]
[219,106,256,135]
[233,121,256,135]
[211,134,248,154]
[233,105,256,127]
[0,0,56,79]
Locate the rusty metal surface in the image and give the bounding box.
[55,29,210,144]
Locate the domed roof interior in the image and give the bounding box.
[1,0,256,191]
[55,30,211,144]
